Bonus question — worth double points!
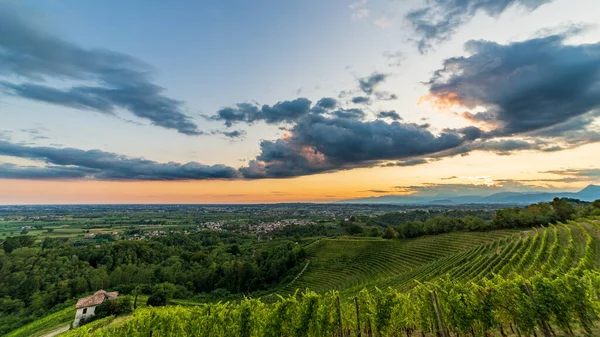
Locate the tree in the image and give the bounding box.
[382,226,397,239]
[551,197,576,222]
[94,299,119,319]
[147,291,167,307]
[346,224,363,235]
[2,236,35,253]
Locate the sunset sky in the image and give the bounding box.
[1,0,599,204]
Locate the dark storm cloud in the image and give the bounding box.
[0,7,201,135]
[351,96,370,104]
[239,114,479,178]
[213,98,313,127]
[407,0,553,53]
[358,72,388,94]
[427,34,600,135]
[376,110,402,120]
[0,141,239,180]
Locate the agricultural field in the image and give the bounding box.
[274,220,600,296]
[277,230,518,295]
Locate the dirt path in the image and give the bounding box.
[40,325,70,337]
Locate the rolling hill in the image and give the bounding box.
[53,218,600,336]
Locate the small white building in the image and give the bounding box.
[73,290,118,327]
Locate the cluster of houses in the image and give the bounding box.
[127,230,168,240]
[247,219,315,234]
[199,221,223,231]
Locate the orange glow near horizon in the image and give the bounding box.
[1,142,599,204]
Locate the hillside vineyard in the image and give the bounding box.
[60,218,600,336]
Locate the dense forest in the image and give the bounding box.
[0,232,305,334]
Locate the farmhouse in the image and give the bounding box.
[72,290,118,327]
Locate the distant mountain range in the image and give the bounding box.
[340,185,600,205]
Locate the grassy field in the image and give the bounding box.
[4,305,74,337]
[0,214,204,244]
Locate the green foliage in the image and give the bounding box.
[0,235,35,253]
[61,271,600,337]
[146,291,167,307]
[382,226,396,239]
[345,224,363,235]
[0,231,306,334]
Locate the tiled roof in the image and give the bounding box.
[76,290,118,309]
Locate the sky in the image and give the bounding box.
[0,0,599,204]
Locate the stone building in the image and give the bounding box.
[73,290,118,327]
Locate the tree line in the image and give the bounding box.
[377,198,600,239]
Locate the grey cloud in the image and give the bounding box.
[381,158,429,167]
[331,109,367,120]
[476,139,541,155]
[376,110,402,120]
[351,96,370,104]
[427,34,600,136]
[0,141,239,180]
[0,7,200,135]
[222,130,245,139]
[359,72,388,94]
[315,97,338,110]
[364,189,392,194]
[543,168,600,179]
[213,98,313,127]
[407,0,552,53]
[0,163,90,180]
[393,181,551,197]
[374,91,398,101]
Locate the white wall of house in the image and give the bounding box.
[73,305,97,327]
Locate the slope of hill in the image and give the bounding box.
[276,230,518,295]
[342,184,600,204]
[58,219,600,337]
[275,220,599,296]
